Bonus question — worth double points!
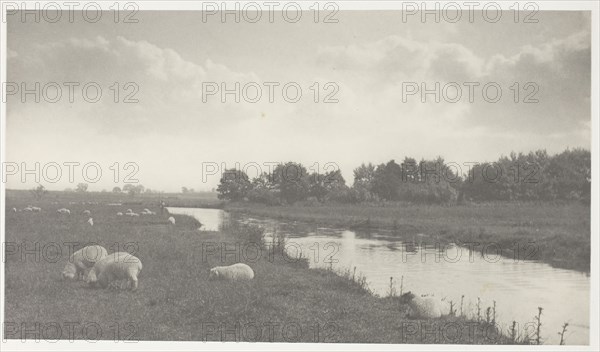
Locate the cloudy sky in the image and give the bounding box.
[5,10,591,191]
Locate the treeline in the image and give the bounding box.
[216,148,591,205]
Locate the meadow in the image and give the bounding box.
[3,190,518,343]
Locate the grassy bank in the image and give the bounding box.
[225,201,591,273]
[4,192,516,344]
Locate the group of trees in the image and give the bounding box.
[216,148,591,205]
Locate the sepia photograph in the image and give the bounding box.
[1,1,598,351]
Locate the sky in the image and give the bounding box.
[4,10,592,192]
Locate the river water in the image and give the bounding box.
[167,207,590,345]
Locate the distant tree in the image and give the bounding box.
[30,184,48,200]
[75,183,88,193]
[112,186,122,193]
[272,162,310,204]
[217,169,251,201]
[182,187,189,194]
[123,184,144,198]
[353,163,377,201]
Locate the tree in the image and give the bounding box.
[76,183,88,193]
[112,186,122,193]
[123,184,144,198]
[217,169,251,201]
[182,187,189,194]
[272,162,310,204]
[30,184,48,200]
[353,163,377,201]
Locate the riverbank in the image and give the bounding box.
[4,194,516,344]
[225,201,591,273]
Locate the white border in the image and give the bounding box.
[1,1,598,351]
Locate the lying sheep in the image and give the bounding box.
[82,210,91,215]
[168,216,176,225]
[209,263,254,281]
[62,245,108,280]
[23,207,33,212]
[117,212,123,216]
[32,206,41,212]
[57,208,71,214]
[86,252,143,291]
[400,292,443,319]
[126,208,133,213]
[126,212,139,217]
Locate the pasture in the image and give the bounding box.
[3,190,514,343]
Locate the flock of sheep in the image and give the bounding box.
[33,203,255,291]
[61,244,255,291]
[14,205,176,228]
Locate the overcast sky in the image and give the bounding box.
[5,10,591,192]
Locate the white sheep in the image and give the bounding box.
[23,207,33,212]
[126,208,133,213]
[32,206,41,212]
[86,252,143,291]
[168,216,176,225]
[62,245,108,280]
[117,212,123,216]
[82,210,91,215]
[400,292,443,319]
[57,208,71,214]
[209,263,255,281]
[12,207,17,212]
[126,212,139,217]
[87,218,94,226]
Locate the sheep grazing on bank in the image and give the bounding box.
[86,252,143,291]
[117,212,123,216]
[87,218,94,226]
[82,210,91,216]
[32,206,41,212]
[57,208,71,215]
[12,207,17,212]
[126,212,139,217]
[62,245,108,281]
[141,209,156,215]
[400,292,443,319]
[209,263,255,281]
[23,207,33,212]
[168,216,176,225]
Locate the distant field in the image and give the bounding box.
[226,201,591,272]
[4,190,515,343]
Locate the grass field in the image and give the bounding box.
[3,190,517,344]
[225,201,591,272]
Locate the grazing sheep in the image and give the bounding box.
[400,292,443,319]
[62,245,108,280]
[82,210,91,215]
[23,207,33,212]
[209,263,254,281]
[12,207,17,212]
[117,212,123,216]
[168,216,176,225]
[32,206,41,212]
[86,252,143,291]
[126,208,133,213]
[126,212,139,217]
[87,218,94,226]
[57,208,71,215]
